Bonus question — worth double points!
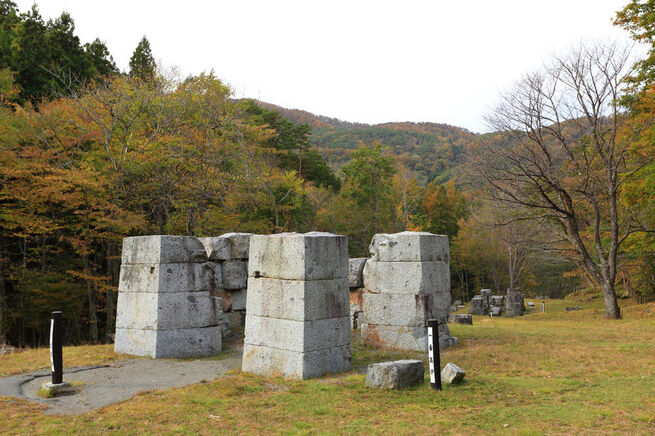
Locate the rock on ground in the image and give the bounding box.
[441,362,465,385]
[366,360,425,389]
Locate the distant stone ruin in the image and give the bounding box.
[359,232,457,350]
[505,288,526,317]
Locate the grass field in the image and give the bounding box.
[2,297,655,435]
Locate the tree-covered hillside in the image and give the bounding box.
[256,102,477,185]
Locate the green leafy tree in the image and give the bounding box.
[129,36,156,81]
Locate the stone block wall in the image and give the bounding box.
[505,288,525,317]
[242,232,352,379]
[114,235,225,358]
[359,231,457,351]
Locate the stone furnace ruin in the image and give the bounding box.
[114,230,457,377]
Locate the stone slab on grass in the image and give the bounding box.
[248,232,348,281]
[366,360,425,389]
[242,343,351,379]
[362,260,450,295]
[441,362,466,385]
[369,232,449,262]
[448,314,473,325]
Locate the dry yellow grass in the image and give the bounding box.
[2,298,655,434]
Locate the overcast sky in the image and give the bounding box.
[15,0,639,132]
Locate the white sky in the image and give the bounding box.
[16,0,639,132]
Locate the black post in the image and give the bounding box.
[50,311,63,385]
[427,318,442,391]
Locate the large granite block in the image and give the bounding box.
[121,235,207,265]
[361,323,457,351]
[229,288,247,311]
[222,260,247,290]
[244,315,351,352]
[242,343,351,379]
[118,262,222,294]
[369,232,449,262]
[362,260,450,294]
[366,360,424,389]
[221,232,253,259]
[348,258,368,288]
[248,232,348,281]
[246,277,349,321]
[363,293,450,327]
[115,291,224,330]
[114,325,222,358]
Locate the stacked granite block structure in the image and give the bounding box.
[505,288,526,317]
[242,232,351,379]
[490,295,505,316]
[469,295,488,315]
[348,258,368,329]
[114,236,226,358]
[360,231,457,351]
[199,232,253,327]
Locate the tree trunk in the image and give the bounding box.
[601,279,621,319]
[0,280,5,344]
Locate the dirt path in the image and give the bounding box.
[0,348,242,415]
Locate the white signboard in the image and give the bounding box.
[49,318,55,372]
[427,326,436,384]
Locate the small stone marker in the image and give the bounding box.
[366,360,425,389]
[441,362,465,385]
[448,314,473,325]
[527,302,535,308]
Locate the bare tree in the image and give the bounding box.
[474,42,653,319]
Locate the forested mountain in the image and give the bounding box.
[255,101,477,185]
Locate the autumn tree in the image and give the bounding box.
[475,42,653,319]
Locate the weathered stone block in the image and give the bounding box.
[362,260,450,294]
[246,277,349,321]
[361,323,457,351]
[118,262,222,294]
[229,288,247,311]
[363,293,450,327]
[114,326,222,358]
[115,291,223,330]
[244,315,351,352]
[441,362,465,385]
[369,231,449,262]
[121,235,208,265]
[248,232,348,281]
[490,295,504,306]
[221,232,253,259]
[505,288,525,317]
[366,360,424,389]
[448,314,473,325]
[490,306,502,316]
[199,236,231,261]
[222,260,247,290]
[480,288,492,296]
[242,343,351,379]
[469,296,487,316]
[348,258,367,288]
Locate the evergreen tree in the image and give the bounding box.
[129,36,156,81]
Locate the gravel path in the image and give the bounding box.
[0,348,242,415]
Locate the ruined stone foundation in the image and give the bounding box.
[360,231,457,351]
[242,232,352,379]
